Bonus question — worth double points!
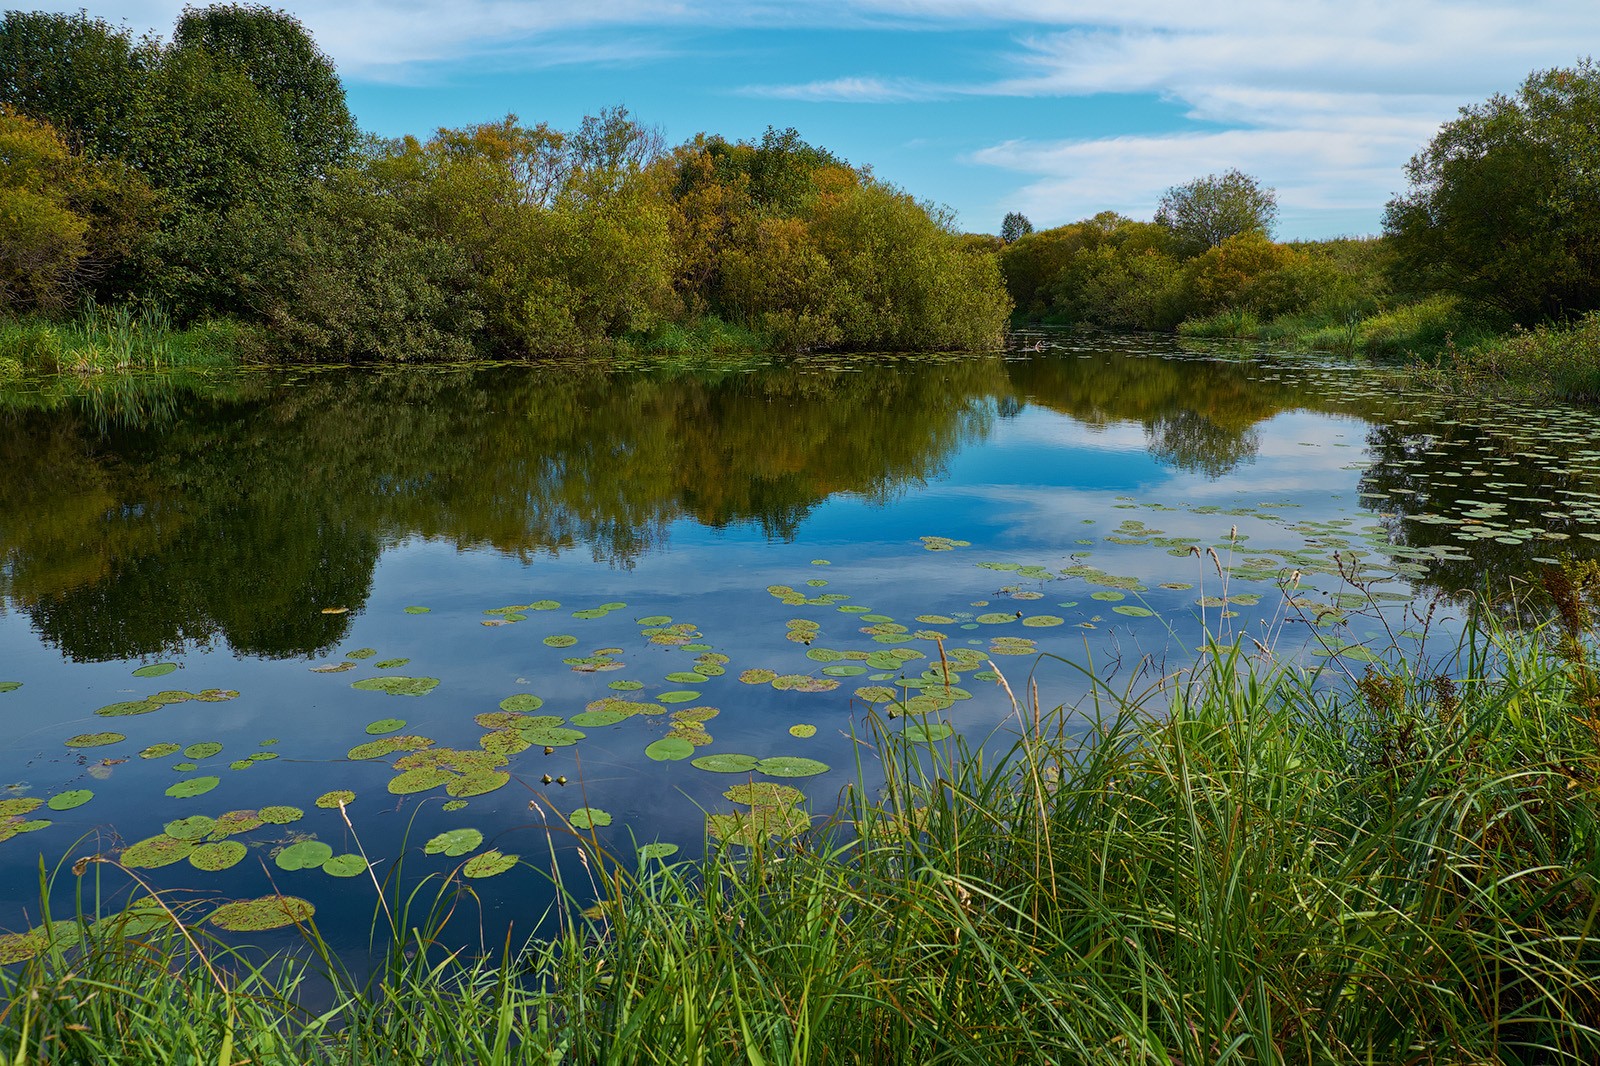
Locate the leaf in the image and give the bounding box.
[788,724,817,738]
[275,840,333,871]
[165,777,219,799]
[569,807,612,830]
[315,790,355,809]
[645,737,694,762]
[364,718,407,735]
[498,694,544,713]
[350,676,439,697]
[132,663,178,678]
[463,850,518,878]
[207,896,314,932]
[691,753,760,773]
[756,757,829,778]
[65,732,124,749]
[46,790,93,811]
[322,854,368,878]
[424,828,483,857]
[190,841,246,872]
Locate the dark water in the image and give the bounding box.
[4,335,1600,956]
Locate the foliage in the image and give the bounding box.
[1156,168,1279,256]
[172,3,355,179]
[999,210,1033,243]
[1385,58,1600,324]
[1418,310,1600,402]
[0,10,156,161]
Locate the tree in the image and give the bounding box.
[1000,211,1033,243]
[173,4,356,178]
[1384,59,1600,324]
[1155,169,1277,257]
[0,11,156,160]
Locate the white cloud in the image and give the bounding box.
[740,76,943,102]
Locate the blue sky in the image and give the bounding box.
[43,1,1600,238]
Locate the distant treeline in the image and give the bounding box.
[0,6,1010,359]
[995,59,1600,398]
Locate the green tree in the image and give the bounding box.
[1155,169,1277,257]
[0,11,155,160]
[1000,211,1033,243]
[173,3,356,178]
[1384,59,1600,324]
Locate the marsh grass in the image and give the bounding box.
[4,591,1600,1064]
[0,305,248,379]
[1178,295,1496,361]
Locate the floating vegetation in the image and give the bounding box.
[637,842,679,861]
[0,819,49,844]
[212,810,264,837]
[608,679,645,691]
[46,790,93,811]
[739,668,777,685]
[351,676,439,697]
[190,841,246,872]
[183,742,223,760]
[462,850,517,879]
[520,725,585,748]
[0,799,42,819]
[0,683,20,694]
[403,606,431,614]
[441,800,467,812]
[165,777,219,799]
[365,718,407,735]
[904,722,955,742]
[789,724,817,738]
[423,828,482,857]
[543,635,579,649]
[920,536,971,551]
[756,756,829,778]
[1113,605,1156,618]
[1021,615,1064,627]
[274,840,333,871]
[310,662,355,673]
[665,671,708,684]
[96,699,159,717]
[446,771,509,798]
[65,732,124,748]
[770,675,839,693]
[347,649,377,660]
[498,694,545,713]
[645,737,694,761]
[707,806,811,847]
[259,805,303,825]
[725,782,805,807]
[388,768,456,796]
[132,663,178,678]
[656,690,700,704]
[122,834,192,869]
[692,753,760,773]
[323,854,367,878]
[373,658,411,669]
[569,807,612,830]
[854,686,899,703]
[315,790,354,809]
[207,895,314,932]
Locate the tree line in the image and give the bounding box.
[0,6,1011,358]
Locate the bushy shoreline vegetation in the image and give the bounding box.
[4,574,1600,1063]
[0,8,1010,364]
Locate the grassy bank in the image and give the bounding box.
[0,307,253,379]
[4,592,1600,1063]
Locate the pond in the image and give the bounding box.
[3,333,1599,959]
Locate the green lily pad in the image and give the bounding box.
[0,682,20,694]
[756,757,830,778]
[447,771,509,798]
[904,723,955,742]
[139,743,181,759]
[656,690,700,704]
[1090,591,1126,602]
[365,718,407,735]
[403,606,431,614]
[65,732,124,749]
[1112,605,1155,617]
[568,710,626,727]
[351,676,439,697]
[520,725,585,747]
[259,805,303,825]
[569,807,612,830]
[725,782,805,807]
[165,777,218,799]
[665,671,708,684]
[275,840,333,870]
[442,800,467,812]
[227,760,252,771]
[499,694,544,713]
[315,790,355,809]
[46,790,93,812]
[163,815,215,840]
[638,842,679,861]
[1021,615,1064,627]
[608,680,645,691]
[211,810,264,837]
[122,834,193,869]
[347,649,377,660]
[424,828,483,857]
[691,753,760,773]
[853,686,899,703]
[172,762,198,772]
[645,737,695,762]
[463,850,518,878]
[739,669,777,685]
[543,635,579,649]
[183,742,223,760]
[788,724,817,738]
[323,854,367,878]
[190,841,246,872]
[388,768,454,795]
[96,699,159,717]
[374,659,411,669]
[0,819,49,842]
[207,895,315,932]
[0,798,40,818]
[132,663,178,678]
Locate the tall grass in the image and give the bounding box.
[1178,295,1495,360]
[4,592,1599,1063]
[0,304,249,379]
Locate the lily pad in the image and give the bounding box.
[315,790,355,809]
[163,815,216,840]
[756,756,830,778]
[365,718,407,735]
[259,805,303,825]
[725,782,805,807]
[388,768,455,795]
[46,790,93,812]
[543,635,579,649]
[608,679,645,691]
[739,669,777,685]
[636,615,672,626]
[351,676,439,697]
[446,771,509,798]
[424,828,483,857]
[638,842,679,861]
[347,648,377,660]
[97,699,159,717]
[65,732,124,749]
[520,725,585,747]
[165,777,219,799]
[821,664,867,677]
[403,606,431,614]
[462,850,518,878]
[499,694,544,713]
[788,724,817,738]
[323,854,367,878]
[122,834,193,869]
[0,682,20,694]
[138,743,180,760]
[275,840,333,871]
[569,807,612,830]
[132,663,178,678]
[211,810,264,836]
[656,690,701,705]
[904,722,955,743]
[0,798,40,818]
[691,753,760,773]
[190,841,246,872]
[183,742,223,759]
[568,709,626,727]
[645,736,694,762]
[207,895,315,932]
[1112,605,1155,617]
[1021,615,1064,628]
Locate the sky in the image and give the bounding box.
[35,1,1600,238]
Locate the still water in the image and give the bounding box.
[3,334,1599,954]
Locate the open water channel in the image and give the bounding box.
[3,333,1600,958]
